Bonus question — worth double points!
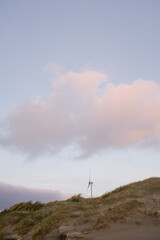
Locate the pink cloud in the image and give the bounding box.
[0,68,160,157]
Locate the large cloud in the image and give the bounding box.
[1,68,160,157]
[0,182,66,210]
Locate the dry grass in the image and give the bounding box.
[67,194,83,202]
[15,216,36,236]
[102,178,160,201]
[0,178,160,240]
[9,201,44,212]
[92,199,145,229]
[31,211,69,240]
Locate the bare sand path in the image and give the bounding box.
[85,224,160,240]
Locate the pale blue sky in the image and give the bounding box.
[0,0,160,202]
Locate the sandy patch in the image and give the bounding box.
[85,223,160,240]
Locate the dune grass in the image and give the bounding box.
[67,194,83,202]
[9,201,44,212]
[0,177,160,239]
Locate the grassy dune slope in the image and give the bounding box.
[0,178,160,240]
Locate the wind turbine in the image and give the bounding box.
[87,174,94,198]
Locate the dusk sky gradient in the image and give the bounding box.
[0,0,160,209]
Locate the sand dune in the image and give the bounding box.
[0,178,160,240]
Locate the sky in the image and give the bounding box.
[1,0,160,209]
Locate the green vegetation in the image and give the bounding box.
[67,194,83,202]
[9,201,44,212]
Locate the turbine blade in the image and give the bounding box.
[86,182,90,192]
